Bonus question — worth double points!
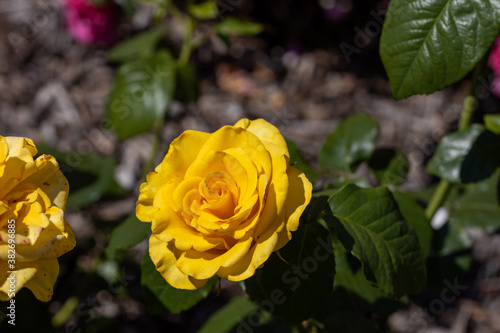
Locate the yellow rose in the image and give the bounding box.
[0,136,75,301]
[137,119,312,289]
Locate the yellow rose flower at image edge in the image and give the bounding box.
[137,118,312,289]
[0,136,76,301]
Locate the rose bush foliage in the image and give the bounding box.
[136,119,312,289]
[0,137,75,301]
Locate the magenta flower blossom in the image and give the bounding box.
[63,0,117,46]
[489,37,500,74]
[488,37,500,97]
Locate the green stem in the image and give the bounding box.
[142,117,164,180]
[424,55,489,220]
[178,14,196,66]
[458,95,477,131]
[52,297,79,327]
[424,179,451,220]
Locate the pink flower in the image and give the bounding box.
[489,37,500,75]
[63,0,117,46]
[489,37,500,97]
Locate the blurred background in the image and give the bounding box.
[0,0,499,332]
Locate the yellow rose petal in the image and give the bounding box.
[185,150,247,194]
[234,118,289,156]
[0,136,8,179]
[231,173,268,239]
[20,155,69,210]
[0,137,38,196]
[253,154,289,236]
[176,234,254,280]
[221,147,258,207]
[136,170,164,222]
[24,258,59,302]
[137,130,211,222]
[217,228,280,281]
[172,177,204,214]
[151,205,223,252]
[149,236,208,290]
[198,126,272,176]
[0,259,37,301]
[273,166,313,251]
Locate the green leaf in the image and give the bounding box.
[36,144,119,209]
[319,113,378,173]
[319,113,377,172]
[176,62,199,103]
[434,223,472,271]
[105,214,151,260]
[484,114,500,134]
[141,253,216,314]
[244,218,335,325]
[427,124,500,183]
[392,191,432,259]
[368,148,409,186]
[426,222,472,289]
[215,17,264,36]
[198,297,258,333]
[380,0,500,99]
[286,139,320,184]
[188,1,218,20]
[108,26,168,62]
[334,242,398,305]
[327,185,426,297]
[449,169,500,233]
[106,50,176,140]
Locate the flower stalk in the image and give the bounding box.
[424,54,490,221]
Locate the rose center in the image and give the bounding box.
[198,172,238,220]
